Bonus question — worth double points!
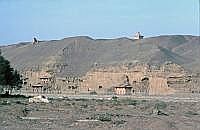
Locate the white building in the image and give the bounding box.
[134,32,144,40]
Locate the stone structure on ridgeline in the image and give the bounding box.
[32,37,39,45]
[134,32,144,40]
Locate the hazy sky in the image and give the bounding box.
[0,0,199,45]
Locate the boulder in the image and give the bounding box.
[29,95,49,103]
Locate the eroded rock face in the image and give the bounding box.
[81,62,189,95]
[149,77,175,95]
[20,62,198,95]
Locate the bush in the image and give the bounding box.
[127,99,138,106]
[96,113,112,122]
[22,107,31,117]
[111,96,119,105]
[155,101,167,109]
[0,100,11,105]
[81,104,88,108]
[152,101,168,116]
[89,113,112,122]
[113,120,126,126]
[111,96,118,100]
[185,111,199,116]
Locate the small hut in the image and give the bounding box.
[39,71,52,84]
[114,83,133,95]
[114,74,133,95]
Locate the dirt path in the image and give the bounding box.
[19,92,200,102]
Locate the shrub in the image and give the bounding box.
[111,96,119,105]
[111,96,118,100]
[113,120,126,126]
[97,113,112,122]
[90,113,112,122]
[185,111,199,116]
[22,107,31,117]
[155,101,167,109]
[127,99,138,106]
[0,100,11,105]
[81,104,88,108]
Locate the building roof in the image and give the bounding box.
[39,71,52,79]
[32,84,43,87]
[114,83,133,88]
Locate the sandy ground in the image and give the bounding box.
[1,95,200,130]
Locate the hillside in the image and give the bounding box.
[1,35,200,77]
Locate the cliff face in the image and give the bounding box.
[1,35,199,95]
[1,35,200,77]
[80,63,187,95]
[149,77,175,95]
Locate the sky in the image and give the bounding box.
[0,0,199,45]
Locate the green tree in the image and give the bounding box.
[0,50,22,93]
